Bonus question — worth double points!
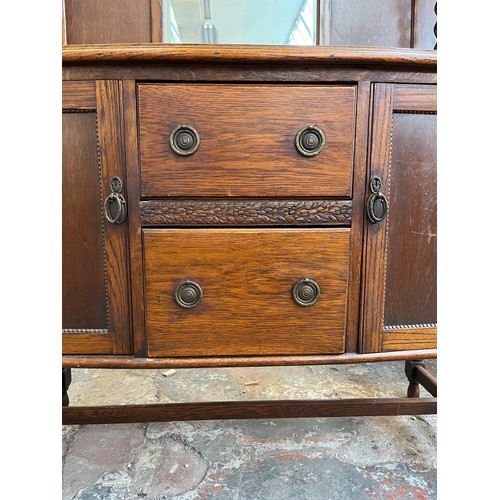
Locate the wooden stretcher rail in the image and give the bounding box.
[414,364,438,397]
[63,397,437,425]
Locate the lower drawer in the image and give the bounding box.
[144,228,350,357]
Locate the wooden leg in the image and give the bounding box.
[405,360,425,398]
[63,368,72,407]
[405,360,437,398]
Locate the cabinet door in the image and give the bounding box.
[62,81,131,354]
[361,84,437,353]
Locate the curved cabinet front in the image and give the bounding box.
[143,228,350,357]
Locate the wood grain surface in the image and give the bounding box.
[138,84,356,198]
[62,333,111,354]
[383,111,437,327]
[62,81,132,355]
[62,44,437,67]
[382,327,437,352]
[345,81,371,353]
[62,81,96,110]
[95,80,132,354]
[64,0,152,44]
[326,0,412,48]
[413,0,438,49]
[62,111,108,332]
[123,80,148,357]
[62,349,437,369]
[144,228,350,357]
[360,84,437,353]
[63,397,437,424]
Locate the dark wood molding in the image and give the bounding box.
[360,83,393,353]
[62,44,437,67]
[63,397,437,424]
[62,0,67,46]
[345,81,371,353]
[412,0,437,50]
[62,349,437,369]
[123,80,148,357]
[95,80,132,354]
[318,0,332,46]
[140,200,352,226]
[63,65,437,84]
[150,0,163,43]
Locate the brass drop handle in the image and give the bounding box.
[174,279,203,308]
[104,177,127,225]
[367,176,388,224]
[295,125,325,157]
[170,125,200,156]
[292,278,321,306]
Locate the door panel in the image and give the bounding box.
[62,112,108,330]
[361,84,437,353]
[62,80,131,354]
[384,112,437,327]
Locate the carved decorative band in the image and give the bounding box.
[140,200,352,226]
[62,109,96,113]
[383,323,437,330]
[393,110,437,115]
[63,328,109,334]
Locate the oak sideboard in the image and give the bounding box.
[62,44,437,423]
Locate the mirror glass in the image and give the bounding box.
[164,0,317,45]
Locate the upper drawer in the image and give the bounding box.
[138,84,356,198]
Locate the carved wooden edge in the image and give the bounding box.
[62,44,437,67]
[140,200,352,226]
[62,349,437,369]
[383,323,436,330]
[412,0,438,50]
[62,328,109,334]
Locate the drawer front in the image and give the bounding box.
[138,84,356,198]
[144,228,350,357]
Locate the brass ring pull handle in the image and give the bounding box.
[170,125,200,156]
[174,280,203,308]
[104,177,127,225]
[292,278,321,306]
[295,125,325,157]
[367,175,388,224]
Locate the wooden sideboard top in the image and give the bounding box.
[62,44,437,67]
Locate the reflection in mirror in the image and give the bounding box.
[163,0,317,45]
